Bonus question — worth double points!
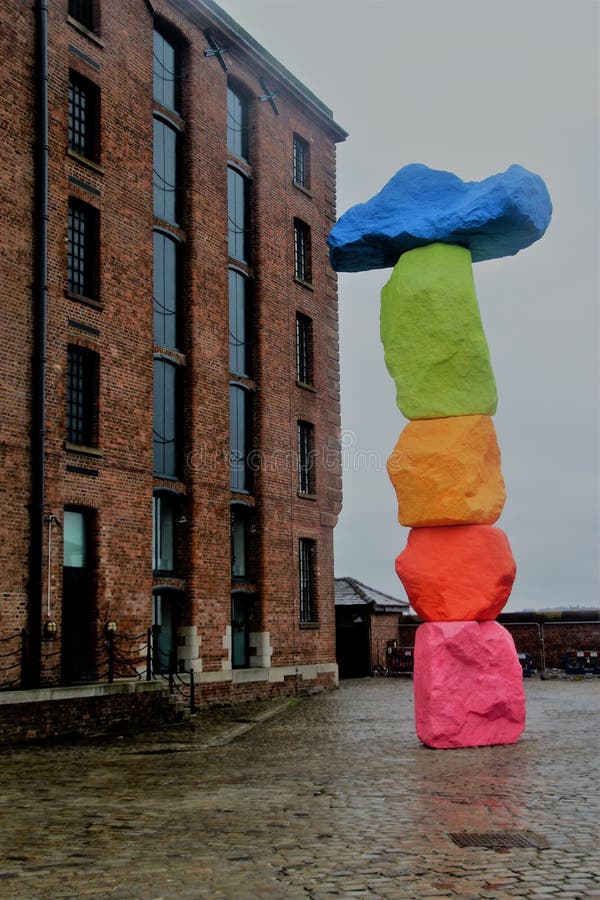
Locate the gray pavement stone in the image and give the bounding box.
[0,677,598,898]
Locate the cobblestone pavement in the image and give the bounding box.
[0,677,598,899]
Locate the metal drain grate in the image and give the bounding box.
[449,831,548,850]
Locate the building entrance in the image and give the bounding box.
[61,509,96,683]
[152,591,180,674]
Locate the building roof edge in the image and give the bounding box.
[191,0,348,141]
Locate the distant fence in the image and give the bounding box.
[397,614,600,673]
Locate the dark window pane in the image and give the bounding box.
[69,73,98,160]
[153,117,180,225]
[154,231,180,349]
[153,30,180,112]
[230,385,252,492]
[69,0,94,31]
[298,420,315,495]
[228,167,249,263]
[231,593,250,668]
[153,493,175,572]
[67,345,98,446]
[293,134,310,188]
[68,199,98,298]
[294,219,311,283]
[229,269,250,376]
[230,507,247,578]
[153,359,181,477]
[299,539,316,623]
[152,592,179,674]
[227,85,249,161]
[296,313,313,385]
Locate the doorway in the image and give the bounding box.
[152,591,180,674]
[61,509,96,683]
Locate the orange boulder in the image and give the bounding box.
[387,415,505,527]
[395,524,516,621]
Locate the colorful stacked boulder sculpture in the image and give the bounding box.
[328,163,552,749]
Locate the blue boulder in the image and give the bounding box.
[328,163,552,272]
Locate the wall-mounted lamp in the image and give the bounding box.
[105,621,117,636]
[43,619,58,638]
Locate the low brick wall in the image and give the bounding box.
[0,669,338,743]
[0,681,180,744]
[397,613,600,672]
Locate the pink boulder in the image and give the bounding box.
[395,524,516,621]
[413,621,526,748]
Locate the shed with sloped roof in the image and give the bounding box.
[335,577,409,677]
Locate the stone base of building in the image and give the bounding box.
[194,663,339,707]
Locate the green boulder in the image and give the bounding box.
[380,243,498,419]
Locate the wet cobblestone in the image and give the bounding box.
[0,678,598,898]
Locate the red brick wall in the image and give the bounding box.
[0,684,179,744]
[0,2,35,656]
[369,614,402,670]
[40,0,156,679]
[506,621,600,670]
[0,0,344,699]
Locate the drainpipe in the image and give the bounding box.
[27,0,49,686]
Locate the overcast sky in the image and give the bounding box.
[216,0,599,612]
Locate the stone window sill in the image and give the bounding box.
[293,180,313,199]
[65,290,103,310]
[300,622,320,630]
[66,148,104,175]
[67,16,104,48]
[296,380,316,393]
[294,277,314,291]
[65,442,103,458]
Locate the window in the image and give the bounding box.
[63,509,87,568]
[62,506,96,683]
[299,539,317,623]
[67,199,98,299]
[293,134,310,188]
[68,0,94,31]
[227,84,249,162]
[153,358,182,477]
[152,591,180,674]
[230,507,247,579]
[298,420,315,495]
[294,219,312,283]
[154,231,181,350]
[68,72,99,161]
[153,117,181,226]
[153,30,181,113]
[230,384,252,492]
[66,345,98,446]
[153,492,178,573]
[296,313,313,386]
[229,269,251,377]
[228,167,249,263]
[231,593,251,668]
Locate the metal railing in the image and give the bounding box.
[150,631,195,713]
[0,626,196,712]
[0,631,25,691]
[107,630,149,682]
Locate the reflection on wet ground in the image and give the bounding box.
[0,677,598,898]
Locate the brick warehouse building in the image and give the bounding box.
[0,0,346,719]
